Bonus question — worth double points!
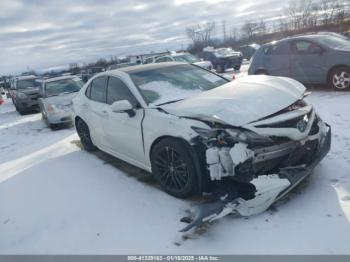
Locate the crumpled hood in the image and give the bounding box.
[160,75,306,127]
[43,92,78,106]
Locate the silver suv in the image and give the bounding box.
[9,75,40,114]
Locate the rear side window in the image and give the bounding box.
[292,40,322,54]
[266,43,289,55]
[90,76,107,103]
[107,77,137,106]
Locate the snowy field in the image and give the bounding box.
[1,64,350,254]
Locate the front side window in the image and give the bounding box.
[130,64,228,106]
[292,40,322,54]
[107,77,137,106]
[17,79,39,89]
[44,78,83,97]
[155,56,173,63]
[90,76,107,103]
[173,54,199,63]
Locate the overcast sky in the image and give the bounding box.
[0,0,287,75]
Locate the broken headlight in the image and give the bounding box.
[226,128,273,144]
[191,126,273,146]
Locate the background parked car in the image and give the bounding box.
[197,47,243,73]
[248,34,350,90]
[154,52,213,70]
[9,75,40,114]
[82,67,105,82]
[107,62,138,70]
[38,76,84,128]
[239,44,260,60]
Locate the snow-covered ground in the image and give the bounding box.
[1,65,350,254]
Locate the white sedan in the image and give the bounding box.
[73,62,330,225]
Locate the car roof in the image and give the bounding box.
[263,33,338,47]
[171,52,191,57]
[43,75,79,83]
[16,75,37,80]
[112,62,187,74]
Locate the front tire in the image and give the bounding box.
[234,65,241,71]
[151,138,198,198]
[76,118,97,151]
[15,104,26,115]
[329,67,350,90]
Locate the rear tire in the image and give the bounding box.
[151,138,198,198]
[329,67,350,90]
[76,118,97,151]
[215,64,225,73]
[15,104,26,115]
[234,65,241,71]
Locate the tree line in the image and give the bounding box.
[186,0,349,53]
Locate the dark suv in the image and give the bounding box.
[197,48,243,73]
[9,75,40,114]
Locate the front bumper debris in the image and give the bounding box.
[180,124,331,232]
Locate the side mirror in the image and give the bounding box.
[111,100,135,117]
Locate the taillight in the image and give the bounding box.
[232,75,236,80]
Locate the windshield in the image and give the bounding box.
[130,64,228,106]
[215,48,232,57]
[45,78,83,97]
[173,54,199,63]
[316,36,350,49]
[89,68,103,74]
[17,79,39,89]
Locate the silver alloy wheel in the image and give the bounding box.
[333,71,350,89]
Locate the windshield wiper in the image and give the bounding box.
[156,99,184,106]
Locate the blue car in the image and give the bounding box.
[248,34,350,90]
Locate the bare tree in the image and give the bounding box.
[333,1,345,24]
[69,63,80,74]
[319,0,342,25]
[241,21,260,40]
[258,20,267,35]
[229,26,238,42]
[186,22,216,46]
[222,20,227,42]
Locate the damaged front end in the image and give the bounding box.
[181,100,331,232]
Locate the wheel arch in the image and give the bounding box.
[327,64,350,84]
[149,135,206,195]
[74,115,83,126]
